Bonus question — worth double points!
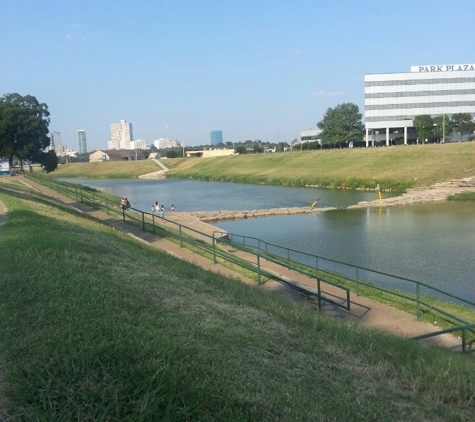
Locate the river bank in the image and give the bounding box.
[170,176,475,223]
[349,176,475,208]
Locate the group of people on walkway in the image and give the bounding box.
[152,201,176,219]
[120,198,131,210]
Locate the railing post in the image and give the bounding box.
[92,193,95,206]
[152,214,156,235]
[106,199,109,215]
[179,225,183,247]
[317,278,322,310]
[462,328,467,352]
[142,212,145,231]
[416,283,421,319]
[122,207,125,221]
[213,233,217,264]
[257,254,261,285]
[356,267,360,296]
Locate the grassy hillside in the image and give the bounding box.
[165,143,475,190]
[51,160,159,178]
[1,180,475,421]
[51,142,475,190]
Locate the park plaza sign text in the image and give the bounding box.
[411,64,475,73]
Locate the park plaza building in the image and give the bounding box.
[364,63,475,146]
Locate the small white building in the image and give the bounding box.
[300,129,322,144]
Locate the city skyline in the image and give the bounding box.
[1,1,474,150]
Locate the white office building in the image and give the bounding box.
[364,63,475,146]
[109,119,133,149]
[131,139,147,150]
[154,138,173,149]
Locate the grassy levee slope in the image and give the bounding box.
[51,143,475,191]
[1,182,475,421]
[163,142,475,190]
[51,160,160,179]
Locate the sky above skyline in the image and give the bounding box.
[1,0,474,150]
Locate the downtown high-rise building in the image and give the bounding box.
[109,119,133,149]
[210,130,223,145]
[50,131,63,154]
[77,130,87,154]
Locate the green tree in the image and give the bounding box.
[0,93,50,167]
[253,145,263,154]
[234,145,247,154]
[317,103,363,147]
[38,150,59,173]
[451,113,475,137]
[413,115,434,143]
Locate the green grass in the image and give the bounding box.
[448,192,475,201]
[50,160,160,178]
[163,142,475,191]
[48,142,475,191]
[1,182,475,421]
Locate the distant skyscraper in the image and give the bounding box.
[210,130,223,145]
[77,130,87,154]
[109,119,133,149]
[50,131,62,153]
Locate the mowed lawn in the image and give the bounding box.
[164,142,475,189]
[0,180,474,421]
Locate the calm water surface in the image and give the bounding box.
[63,178,475,302]
[62,178,383,211]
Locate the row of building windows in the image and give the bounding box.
[365,89,475,99]
[366,113,475,122]
[365,101,475,111]
[366,116,423,122]
[365,77,475,87]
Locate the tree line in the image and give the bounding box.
[317,104,475,147]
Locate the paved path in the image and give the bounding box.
[1,176,466,352]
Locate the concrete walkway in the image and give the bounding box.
[1,176,467,352]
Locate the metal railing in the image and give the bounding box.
[216,232,475,315]
[23,172,350,312]
[410,324,475,353]
[23,172,475,351]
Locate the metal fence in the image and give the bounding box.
[24,172,475,351]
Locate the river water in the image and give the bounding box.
[62,178,475,303]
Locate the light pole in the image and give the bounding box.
[435,110,446,143]
[442,112,446,143]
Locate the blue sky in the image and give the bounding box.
[1,0,474,150]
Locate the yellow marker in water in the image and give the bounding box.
[378,191,382,200]
[311,201,317,208]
